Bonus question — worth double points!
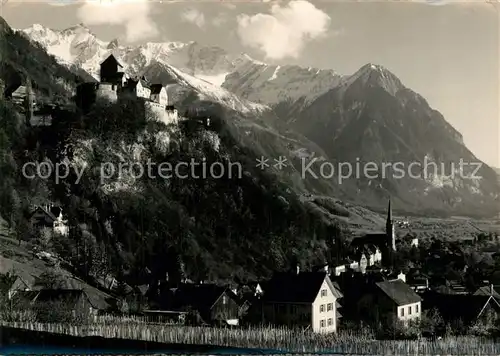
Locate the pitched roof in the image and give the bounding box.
[139,78,150,89]
[162,283,235,312]
[9,276,32,291]
[30,206,57,223]
[126,77,151,90]
[474,286,500,299]
[376,279,422,306]
[99,53,124,68]
[262,272,342,304]
[56,278,112,310]
[33,289,87,306]
[150,84,163,95]
[422,291,500,325]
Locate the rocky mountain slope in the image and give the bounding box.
[289,63,499,215]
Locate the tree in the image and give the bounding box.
[420,308,445,336]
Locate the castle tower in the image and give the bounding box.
[386,199,396,251]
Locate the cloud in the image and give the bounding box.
[212,13,229,27]
[76,0,158,43]
[180,8,206,28]
[236,0,331,60]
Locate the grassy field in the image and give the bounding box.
[3,321,500,355]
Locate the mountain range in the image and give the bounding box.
[14,23,500,217]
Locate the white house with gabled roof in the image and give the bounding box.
[261,269,343,333]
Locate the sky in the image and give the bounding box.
[1,0,499,167]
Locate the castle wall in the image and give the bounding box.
[96,83,118,103]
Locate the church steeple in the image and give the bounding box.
[386,199,396,251]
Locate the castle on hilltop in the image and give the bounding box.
[76,54,178,125]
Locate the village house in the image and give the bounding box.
[422,287,500,328]
[155,283,243,326]
[405,270,430,293]
[237,281,263,302]
[29,204,69,236]
[259,269,343,333]
[0,273,33,300]
[13,289,98,321]
[401,233,419,248]
[357,279,422,327]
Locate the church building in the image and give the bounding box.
[351,200,396,267]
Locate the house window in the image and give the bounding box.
[401,308,405,317]
[222,295,227,305]
[327,318,333,326]
[320,304,325,313]
[327,303,333,311]
[408,306,412,315]
[416,304,419,313]
[291,305,298,315]
[321,289,327,297]
[320,319,326,327]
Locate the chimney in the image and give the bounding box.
[324,264,329,273]
[296,264,300,275]
[491,284,494,296]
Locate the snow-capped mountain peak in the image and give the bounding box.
[18,23,257,86]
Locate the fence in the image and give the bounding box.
[3,321,500,354]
